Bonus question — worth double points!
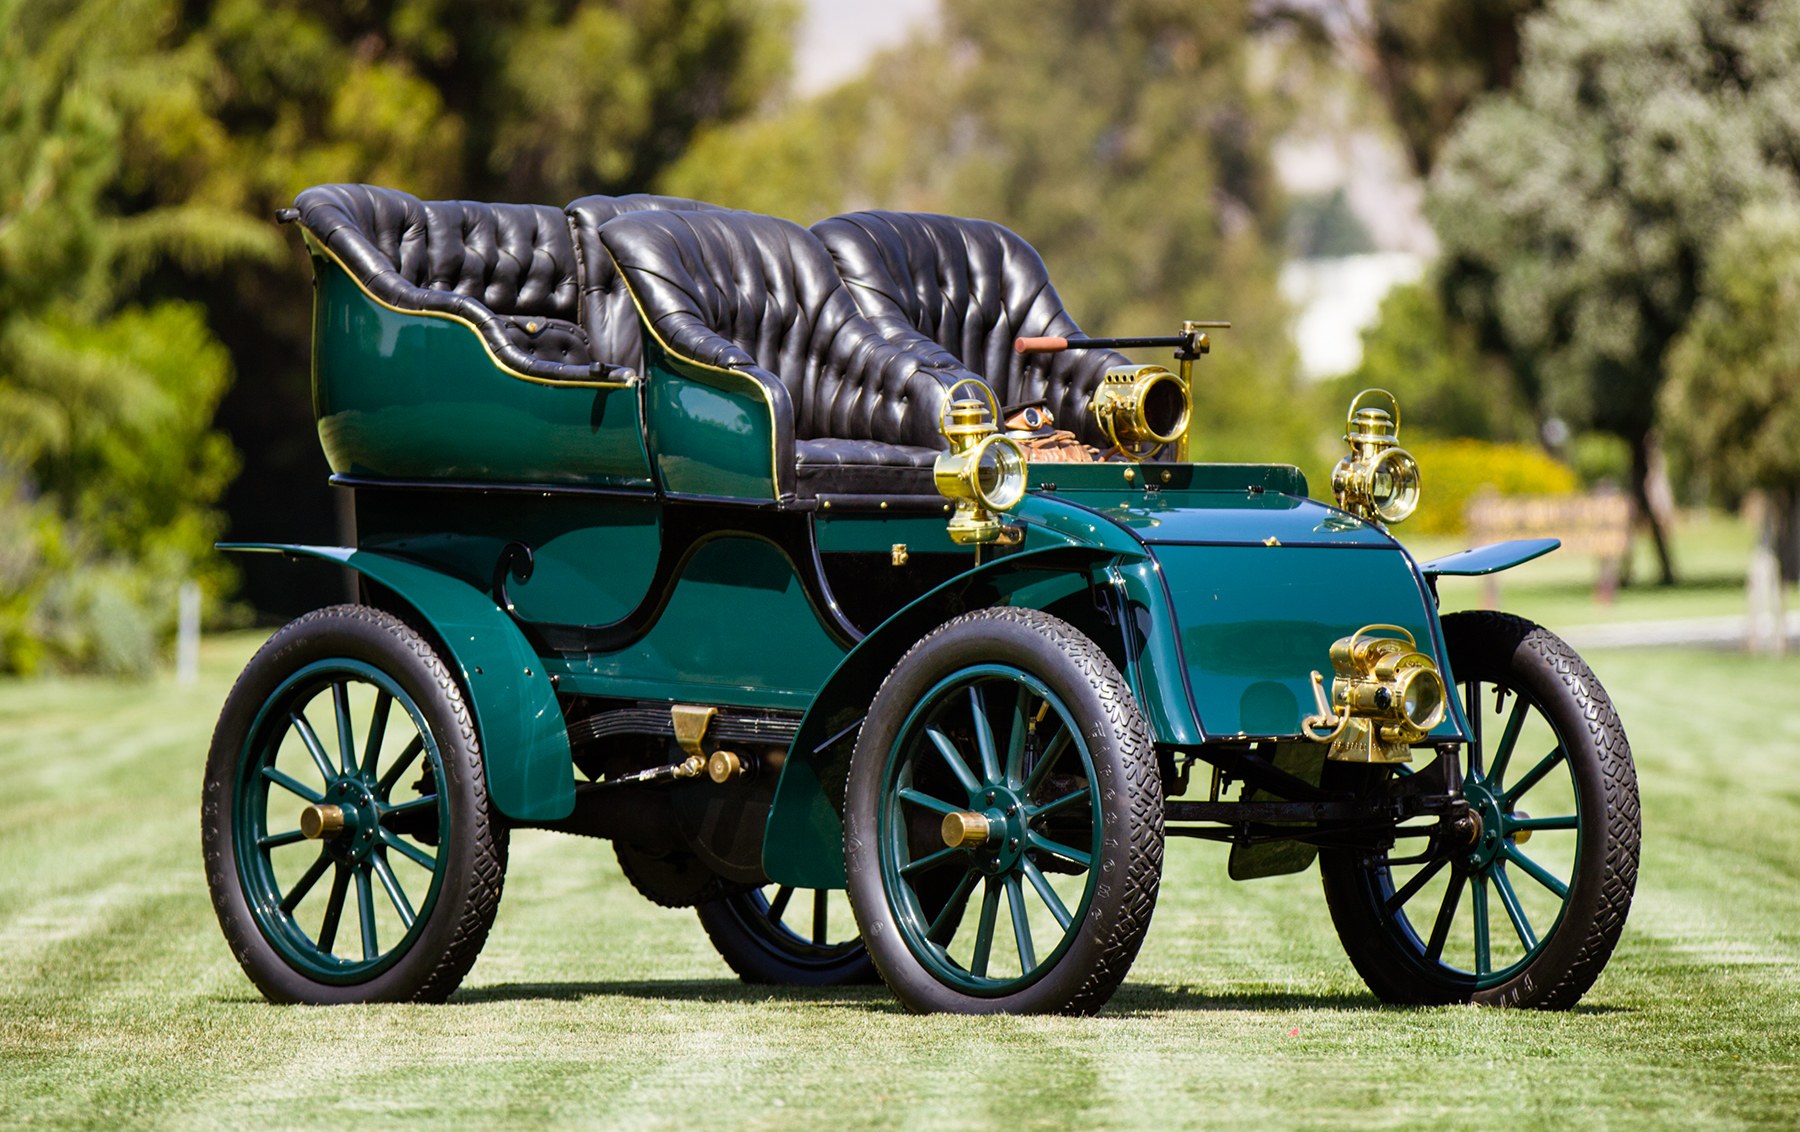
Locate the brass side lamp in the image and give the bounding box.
[1330,388,1420,525]
[934,379,1029,545]
[1091,366,1192,459]
[1302,625,1448,764]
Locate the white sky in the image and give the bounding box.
[795,0,940,94]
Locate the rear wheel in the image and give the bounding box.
[202,605,506,1004]
[695,886,876,985]
[1319,611,1639,1008]
[844,608,1163,1015]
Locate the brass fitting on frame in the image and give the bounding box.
[1302,625,1448,764]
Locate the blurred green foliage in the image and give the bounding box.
[663,0,1321,470]
[1404,438,1577,536]
[1429,0,1800,582]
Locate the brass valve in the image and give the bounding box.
[1330,389,1421,525]
[933,378,1028,545]
[1302,625,1447,763]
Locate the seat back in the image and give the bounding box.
[566,194,726,371]
[813,210,1131,448]
[599,210,964,449]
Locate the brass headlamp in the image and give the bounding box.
[934,379,1028,545]
[1330,389,1420,525]
[1090,365,1192,459]
[1302,625,1448,763]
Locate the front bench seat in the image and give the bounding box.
[812,210,1134,451]
[597,210,981,500]
[566,194,725,374]
[293,183,614,383]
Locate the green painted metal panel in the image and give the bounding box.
[1153,542,1463,742]
[220,543,576,822]
[310,256,653,487]
[641,337,782,501]
[1420,538,1560,577]
[546,536,847,709]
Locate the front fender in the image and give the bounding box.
[763,544,1133,888]
[221,543,574,822]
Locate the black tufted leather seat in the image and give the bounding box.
[598,210,981,499]
[566,194,726,373]
[294,184,618,382]
[812,211,1133,451]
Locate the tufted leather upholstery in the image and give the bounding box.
[599,210,980,498]
[566,194,725,373]
[812,211,1133,450]
[294,183,621,382]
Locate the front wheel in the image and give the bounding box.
[202,605,507,1004]
[844,608,1163,1015]
[1320,611,1640,1008]
[695,886,876,985]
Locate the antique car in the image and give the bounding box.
[201,185,1640,1015]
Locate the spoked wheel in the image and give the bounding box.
[1320,611,1639,1008]
[202,605,506,1004]
[844,608,1162,1015]
[695,885,876,985]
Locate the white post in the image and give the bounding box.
[1748,496,1787,657]
[177,580,201,685]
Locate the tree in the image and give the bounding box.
[1663,202,1800,582]
[1428,0,1800,585]
[0,0,272,673]
[665,0,1320,469]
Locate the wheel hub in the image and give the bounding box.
[307,776,381,863]
[1463,778,1510,870]
[944,784,1029,873]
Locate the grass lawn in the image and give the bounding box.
[4,619,1799,1130]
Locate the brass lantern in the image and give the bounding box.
[1330,389,1420,525]
[1302,625,1448,763]
[1090,365,1192,458]
[933,379,1029,545]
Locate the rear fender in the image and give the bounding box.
[763,544,1134,888]
[221,543,574,822]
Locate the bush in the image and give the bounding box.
[1407,438,1579,535]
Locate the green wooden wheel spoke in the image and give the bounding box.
[1463,682,1483,779]
[1501,842,1569,898]
[316,865,350,955]
[812,889,828,946]
[372,855,416,929]
[1021,858,1072,929]
[766,886,794,923]
[970,880,1002,977]
[259,828,308,851]
[1509,813,1578,833]
[1486,694,1531,788]
[1004,875,1036,972]
[1023,727,1070,796]
[1472,874,1492,976]
[379,829,437,871]
[897,787,962,817]
[261,766,323,805]
[377,735,425,796]
[1004,684,1030,785]
[1028,787,1089,820]
[380,794,438,819]
[969,686,1000,784]
[363,690,392,779]
[1424,871,1465,963]
[279,851,334,914]
[332,681,357,775]
[1503,745,1565,805]
[1491,866,1537,952]
[1383,857,1446,916]
[291,711,337,783]
[355,867,379,961]
[925,727,983,797]
[901,844,964,876]
[1027,831,1092,871]
[926,870,981,944]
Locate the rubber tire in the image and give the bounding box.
[843,607,1164,1015]
[695,889,879,986]
[1319,611,1640,1009]
[202,605,508,1004]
